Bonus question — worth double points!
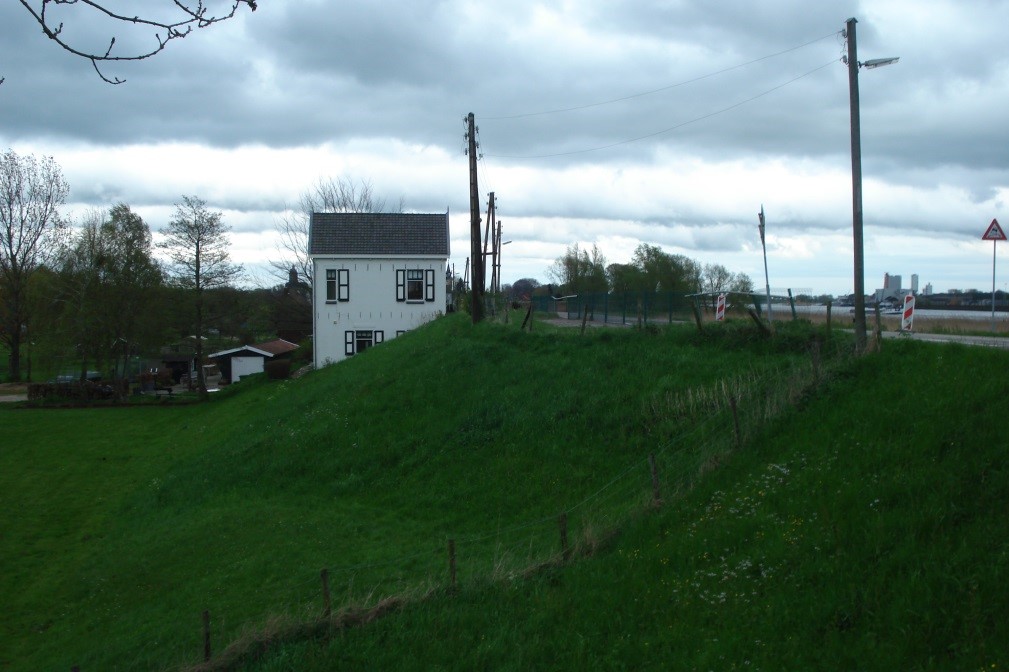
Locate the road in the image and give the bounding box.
[881,330,1009,349]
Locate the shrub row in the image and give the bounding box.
[27,379,128,403]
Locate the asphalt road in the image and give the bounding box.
[880,330,1009,349]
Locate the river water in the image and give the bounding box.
[791,305,1009,322]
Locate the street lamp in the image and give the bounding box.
[845,17,898,351]
[496,240,512,294]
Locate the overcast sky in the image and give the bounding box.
[2,0,1007,296]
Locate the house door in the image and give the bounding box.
[232,356,264,382]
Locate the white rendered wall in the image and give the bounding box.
[313,256,447,368]
[232,356,265,381]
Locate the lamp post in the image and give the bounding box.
[499,240,512,295]
[845,17,898,351]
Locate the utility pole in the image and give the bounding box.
[466,113,483,323]
[758,205,773,328]
[483,192,496,294]
[492,219,503,294]
[845,18,899,351]
[846,17,867,351]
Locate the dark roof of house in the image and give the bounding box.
[309,212,450,257]
[253,338,300,356]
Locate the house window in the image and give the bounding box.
[326,269,336,302]
[407,270,424,301]
[326,269,350,303]
[345,330,384,357]
[396,268,437,303]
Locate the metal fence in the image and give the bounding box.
[529,290,804,326]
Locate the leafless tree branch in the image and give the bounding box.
[15,0,257,84]
[269,177,402,286]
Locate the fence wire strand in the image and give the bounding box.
[181,338,849,669]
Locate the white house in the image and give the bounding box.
[309,212,451,367]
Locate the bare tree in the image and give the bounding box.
[702,263,753,309]
[159,195,242,397]
[548,243,608,295]
[0,149,70,381]
[14,0,257,84]
[270,176,401,285]
[702,263,735,296]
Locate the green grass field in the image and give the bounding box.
[258,337,1008,671]
[2,313,1007,671]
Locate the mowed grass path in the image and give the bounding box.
[2,314,816,671]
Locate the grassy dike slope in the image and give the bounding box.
[2,313,816,671]
[242,337,1009,670]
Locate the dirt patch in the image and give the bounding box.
[0,382,29,403]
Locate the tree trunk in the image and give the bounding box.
[7,338,21,382]
[195,289,208,399]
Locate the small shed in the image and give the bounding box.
[207,345,274,383]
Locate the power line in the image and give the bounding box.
[482,30,842,121]
[484,58,838,160]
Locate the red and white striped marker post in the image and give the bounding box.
[901,293,915,332]
[716,293,726,321]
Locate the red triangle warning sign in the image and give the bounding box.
[982,218,1006,241]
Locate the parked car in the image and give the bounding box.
[53,371,102,383]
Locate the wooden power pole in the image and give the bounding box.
[467,113,484,323]
[492,218,502,294]
[483,192,496,295]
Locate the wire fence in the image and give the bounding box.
[155,334,854,672]
[524,289,815,327]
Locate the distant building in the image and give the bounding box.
[874,272,920,304]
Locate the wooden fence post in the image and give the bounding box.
[321,569,332,618]
[202,610,211,662]
[826,300,832,336]
[559,513,571,561]
[448,539,457,589]
[649,453,662,506]
[873,304,883,350]
[746,309,772,336]
[691,300,703,332]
